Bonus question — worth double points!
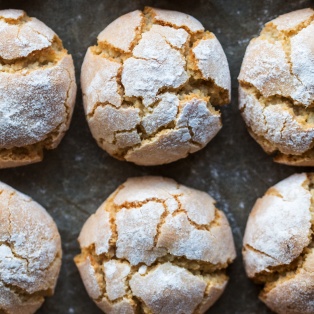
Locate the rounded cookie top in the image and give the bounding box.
[243,173,314,314]
[0,9,77,169]
[238,8,314,166]
[81,7,231,166]
[75,176,236,314]
[0,181,62,314]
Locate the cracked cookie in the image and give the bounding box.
[238,8,314,166]
[0,181,62,314]
[0,9,77,169]
[74,176,236,314]
[81,7,231,166]
[243,173,314,314]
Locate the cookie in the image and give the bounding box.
[238,8,314,166]
[75,176,236,314]
[81,7,231,166]
[0,181,62,314]
[0,9,77,169]
[243,173,314,314]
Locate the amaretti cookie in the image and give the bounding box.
[75,176,236,314]
[0,9,76,169]
[238,8,314,166]
[0,181,62,314]
[243,173,314,314]
[81,7,231,166]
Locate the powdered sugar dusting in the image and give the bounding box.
[78,204,112,255]
[0,57,72,148]
[291,23,314,98]
[239,87,314,155]
[98,10,143,52]
[129,263,206,314]
[243,173,311,277]
[81,49,122,114]
[157,212,236,264]
[177,97,222,146]
[141,93,179,135]
[122,30,188,107]
[270,8,314,31]
[151,8,204,33]
[0,9,25,20]
[193,36,231,94]
[104,260,131,300]
[116,202,166,265]
[0,17,55,60]
[0,181,61,306]
[149,24,189,49]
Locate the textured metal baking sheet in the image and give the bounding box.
[0,0,313,313]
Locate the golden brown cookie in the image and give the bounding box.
[0,9,76,168]
[75,176,236,314]
[0,181,62,314]
[81,7,231,166]
[238,8,314,166]
[243,173,314,314]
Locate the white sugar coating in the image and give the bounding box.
[114,177,181,205]
[130,262,206,314]
[0,280,43,314]
[193,36,231,94]
[157,212,236,264]
[0,11,77,168]
[0,17,55,60]
[88,105,140,144]
[125,128,192,166]
[122,30,188,106]
[104,260,131,301]
[149,24,190,49]
[0,9,25,20]
[239,87,314,155]
[0,181,61,313]
[76,176,236,313]
[177,97,222,146]
[138,265,148,275]
[178,185,216,225]
[78,205,112,255]
[261,250,314,314]
[115,202,167,265]
[198,280,228,313]
[141,93,179,135]
[151,7,204,33]
[82,7,231,166]
[291,23,314,96]
[0,56,72,148]
[81,49,122,114]
[76,256,102,300]
[239,38,311,106]
[115,130,141,148]
[239,9,314,164]
[98,10,143,52]
[270,8,314,31]
[243,173,312,277]
[96,297,135,314]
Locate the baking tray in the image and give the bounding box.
[0,0,313,313]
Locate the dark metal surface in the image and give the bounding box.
[0,0,313,313]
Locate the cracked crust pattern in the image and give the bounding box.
[243,173,314,314]
[0,181,62,314]
[75,176,236,314]
[238,8,314,166]
[81,7,231,166]
[0,9,77,169]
